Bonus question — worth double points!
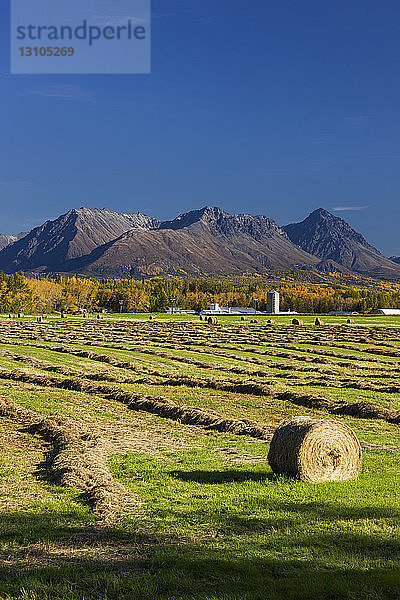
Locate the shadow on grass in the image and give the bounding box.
[170,469,276,484]
[0,505,399,600]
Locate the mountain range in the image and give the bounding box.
[0,206,398,280]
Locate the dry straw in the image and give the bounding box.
[268,416,362,482]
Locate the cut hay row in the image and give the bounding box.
[0,339,160,377]
[304,340,400,359]
[276,390,400,423]
[4,322,400,370]
[0,346,277,395]
[0,368,276,440]
[217,341,399,367]
[0,396,136,524]
[0,347,137,383]
[122,341,345,376]
[0,338,334,382]
[130,339,400,376]
[0,365,398,428]
[4,343,398,398]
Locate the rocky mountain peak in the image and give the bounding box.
[284,208,400,278]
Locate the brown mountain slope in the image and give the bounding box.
[0,207,159,273]
[283,208,400,279]
[67,207,318,278]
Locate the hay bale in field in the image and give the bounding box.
[347,318,355,324]
[199,315,203,321]
[268,416,361,482]
[267,319,275,324]
[207,316,218,325]
[315,318,324,326]
[292,318,304,326]
[241,316,246,321]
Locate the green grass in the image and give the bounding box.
[1,443,398,600]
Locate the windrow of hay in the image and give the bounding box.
[0,364,399,438]
[0,347,133,383]
[0,396,137,524]
[0,369,274,439]
[268,416,362,482]
[3,340,400,394]
[6,335,397,387]
[276,390,400,423]
[0,346,278,393]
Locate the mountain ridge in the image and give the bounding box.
[62,206,318,278]
[0,207,159,273]
[0,205,398,280]
[283,208,400,279]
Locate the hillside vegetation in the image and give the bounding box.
[2,272,400,314]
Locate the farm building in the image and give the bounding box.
[201,303,259,316]
[201,298,297,316]
[329,311,359,315]
[371,309,400,315]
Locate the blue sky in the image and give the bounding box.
[1,0,400,255]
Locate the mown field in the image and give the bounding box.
[0,313,399,600]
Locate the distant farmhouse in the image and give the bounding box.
[201,303,257,316]
[371,309,400,315]
[201,290,297,316]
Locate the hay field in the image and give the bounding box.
[0,314,399,600]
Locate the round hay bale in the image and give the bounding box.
[267,416,362,482]
[241,316,246,321]
[315,317,324,326]
[292,318,304,326]
[267,319,275,324]
[199,316,203,321]
[347,318,354,324]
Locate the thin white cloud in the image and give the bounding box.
[344,115,369,124]
[22,85,97,103]
[332,206,369,211]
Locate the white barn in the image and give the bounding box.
[372,309,400,315]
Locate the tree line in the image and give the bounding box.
[1,272,400,314]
